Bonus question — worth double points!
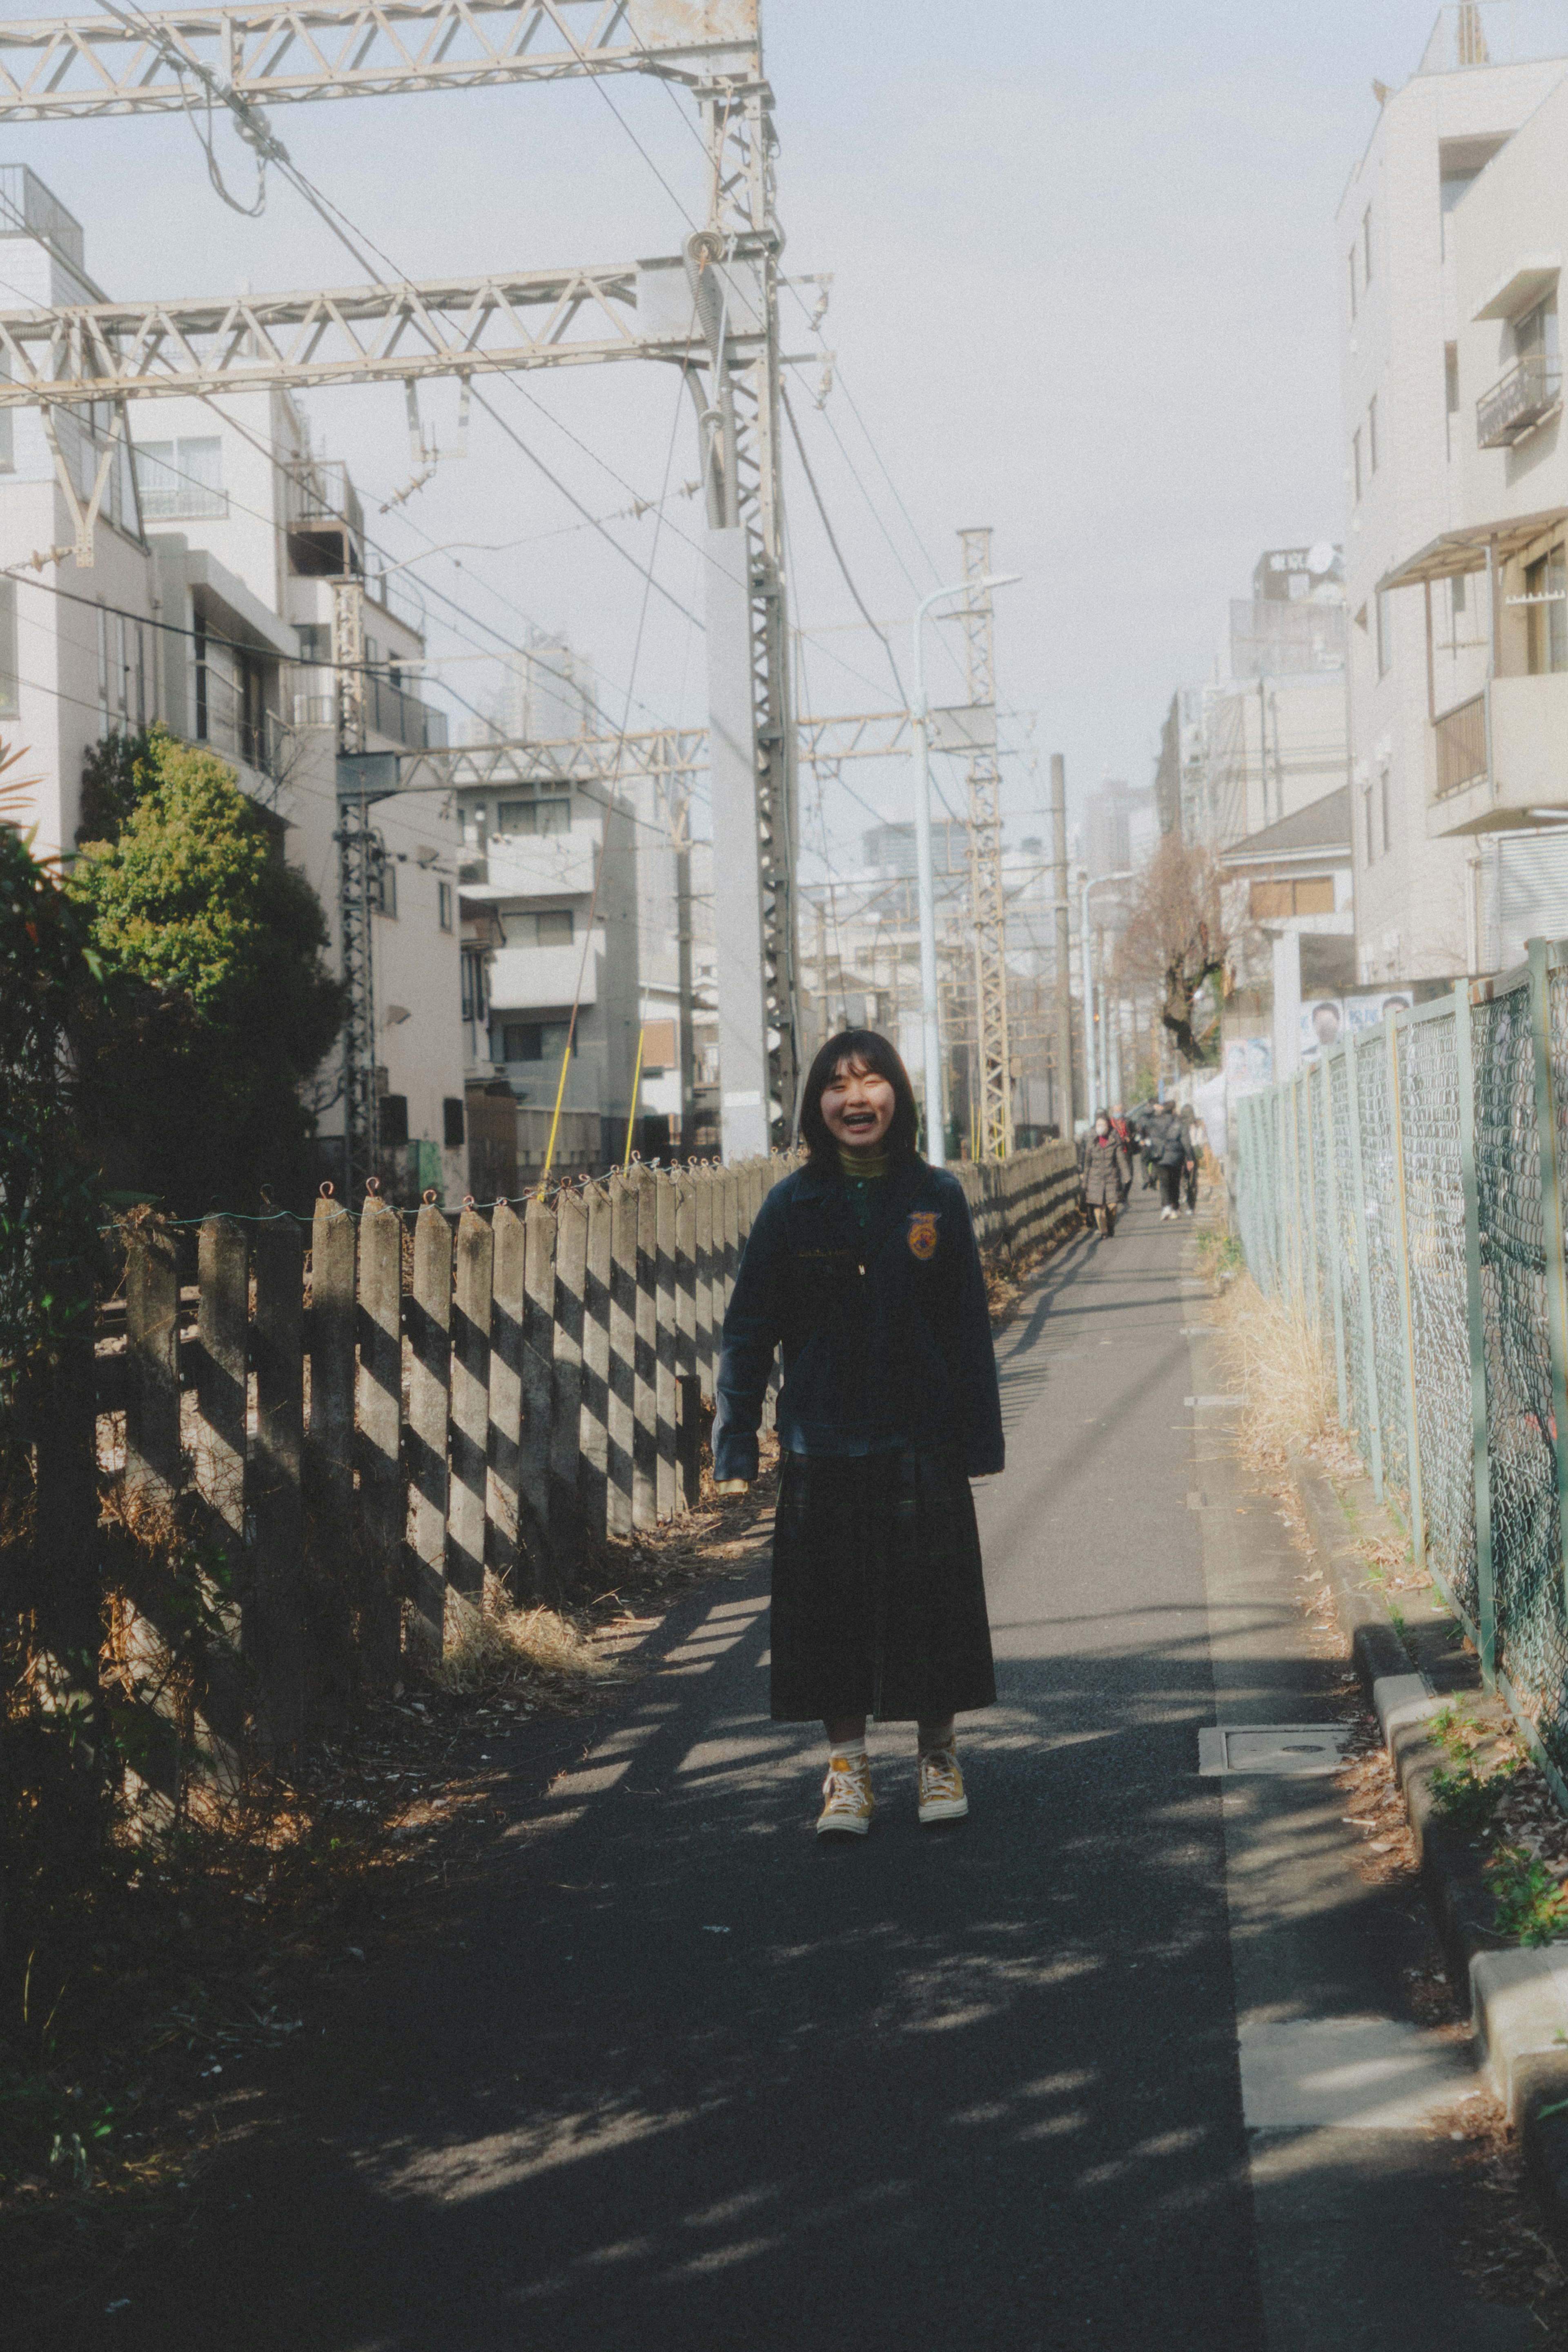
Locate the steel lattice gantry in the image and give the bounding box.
[0,0,759,117]
[1,0,802,1167]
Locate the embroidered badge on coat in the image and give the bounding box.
[906,1211,940,1261]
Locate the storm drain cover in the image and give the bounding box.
[1198,1724,1354,1777]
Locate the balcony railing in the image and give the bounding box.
[1477,351,1563,448]
[1434,691,1488,798]
[288,672,446,751]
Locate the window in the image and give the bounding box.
[501,1020,574,1063]
[460,945,488,1026]
[381,1094,410,1148]
[374,854,397,918]
[1376,587,1394,677]
[1249,877,1336,920]
[295,622,330,664]
[1363,205,1373,285]
[1526,546,1568,673]
[1352,428,1363,503]
[1453,571,1467,618]
[1364,785,1375,864]
[1368,394,1379,474]
[501,907,573,947]
[438,881,454,932]
[1516,298,1559,364]
[133,435,226,520]
[1348,248,1357,322]
[495,797,571,837]
[1446,343,1460,416]
[1381,771,1392,854]
[443,1097,465,1149]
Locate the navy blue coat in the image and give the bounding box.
[713,1157,1005,1485]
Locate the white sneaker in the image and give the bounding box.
[817,1752,874,1836]
[918,1745,969,1824]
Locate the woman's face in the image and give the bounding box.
[820,1056,896,1151]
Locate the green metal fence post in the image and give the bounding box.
[1323,1043,1350,1426]
[1304,1065,1321,1333]
[1277,1083,1291,1298]
[1454,975,1497,1686]
[1385,1008,1426,1576]
[1527,938,1568,1630]
[1344,1031,1386,1501]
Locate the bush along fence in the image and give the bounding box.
[1233,940,1568,1810]
[69,1139,1080,1752]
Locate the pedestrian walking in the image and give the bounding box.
[1149,1101,1194,1220]
[1178,1104,1201,1215]
[1081,1111,1130,1238]
[712,1028,1002,1839]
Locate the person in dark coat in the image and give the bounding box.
[1149,1101,1195,1220]
[712,1028,1002,1838]
[1081,1112,1131,1237]
[1178,1103,1200,1215]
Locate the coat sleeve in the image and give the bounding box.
[946,1181,1004,1478]
[713,1187,788,1483]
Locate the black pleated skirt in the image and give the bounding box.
[768,1448,998,1723]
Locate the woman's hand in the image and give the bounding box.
[714,1478,750,1497]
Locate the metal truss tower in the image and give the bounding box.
[959,527,1013,1159]
[0,0,798,1159]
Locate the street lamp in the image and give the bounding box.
[910,568,1022,1166]
[1079,868,1134,1120]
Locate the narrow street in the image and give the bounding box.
[100,1191,1530,2350]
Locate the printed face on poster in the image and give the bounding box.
[1224,1037,1272,1090]
[1298,995,1415,1063]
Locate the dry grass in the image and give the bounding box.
[1212,1271,1336,1470]
[428,1587,626,1703]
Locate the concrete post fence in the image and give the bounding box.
[85,1141,1079,1739]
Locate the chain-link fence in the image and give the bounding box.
[1234,946,1568,1800]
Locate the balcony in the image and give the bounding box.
[1477,351,1562,448]
[285,459,364,577]
[1435,692,1488,798]
[365,670,447,752]
[1428,672,1568,835]
[487,940,596,1013]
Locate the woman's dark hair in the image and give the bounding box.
[798,1028,921,1169]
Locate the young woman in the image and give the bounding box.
[1081,1112,1130,1238]
[712,1029,1003,1837]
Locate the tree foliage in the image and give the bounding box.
[1114,837,1240,1068]
[67,727,345,1214]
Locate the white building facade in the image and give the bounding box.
[1337,10,1568,982]
[0,166,469,1203]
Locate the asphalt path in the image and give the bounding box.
[91,1185,1278,2351]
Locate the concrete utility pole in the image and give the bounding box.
[959,528,1013,1160]
[1050,751,1074,1132]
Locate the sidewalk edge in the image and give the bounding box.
[1289,1450,1568,2237]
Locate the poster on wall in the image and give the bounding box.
[1299,999,1344,1062]
[1345,991,1412,1034]
[1224,1037,1273,1092]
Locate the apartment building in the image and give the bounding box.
[0,166,469,1202]
[1179,546,1350,852]
[1337,7,1568,980]
[455,770,641,1175]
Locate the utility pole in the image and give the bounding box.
[1051,751,1074,1134]
[960,528,1013,1159]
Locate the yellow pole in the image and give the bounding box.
[541,1016,577,1185]
[622,1026,647,1170]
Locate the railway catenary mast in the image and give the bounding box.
[0,0,798,1179]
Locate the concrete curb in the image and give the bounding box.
[1290,1452,1568,2235]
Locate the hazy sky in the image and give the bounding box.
[0,0,1463,867]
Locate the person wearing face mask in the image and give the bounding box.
[710,1029,1002,1839]
[1081,1111,1131,1239]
